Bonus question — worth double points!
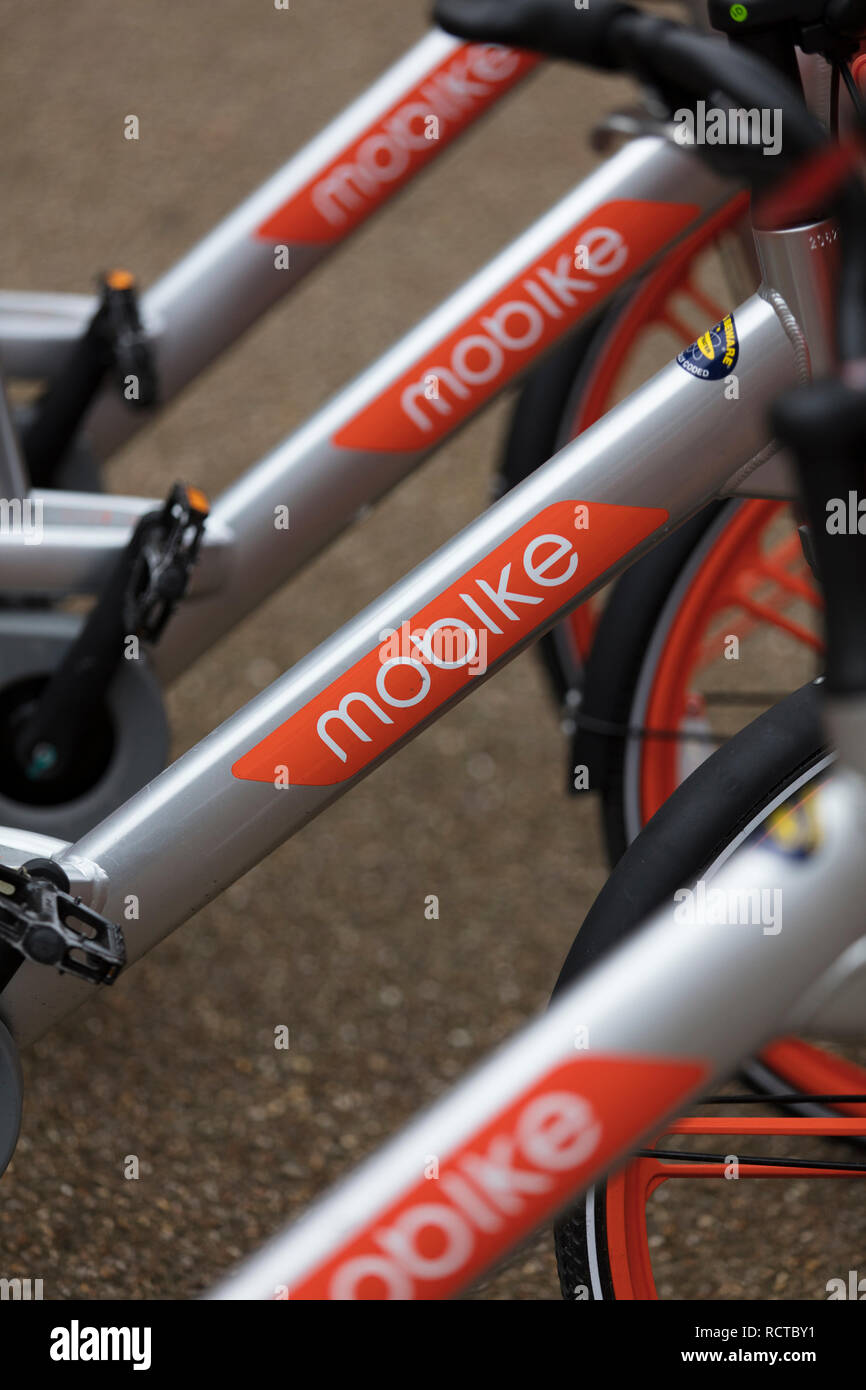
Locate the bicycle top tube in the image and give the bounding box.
[77,32,538,458]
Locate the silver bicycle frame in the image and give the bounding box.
[0,115,851,1306]
[1,253,822,1046]
[0,136,738,686]
[208,755,866,1299]
[0,27,833,698]
[0,33,538,454]
[0,9,856,1303]
[0,15,745,470]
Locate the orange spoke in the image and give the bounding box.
[683,277,726,323]
[733,594,824,651]
[659,309,699,343]
[746,561,822,608]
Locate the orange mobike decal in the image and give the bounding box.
[256,45,538,246]
[334,199,701,455]
[284,1054,707,1300]
[232,499,668,788]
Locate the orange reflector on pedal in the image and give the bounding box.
[106,268,135,291]
[185,486,210,516]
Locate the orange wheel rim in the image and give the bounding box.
[638,498,822,823]
[606,1113,866,1299]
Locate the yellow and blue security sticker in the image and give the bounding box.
[677,312,739,381]
[760,791,824,859]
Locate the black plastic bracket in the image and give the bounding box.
[13,482,209,784]
[20,270,158,487]
[708,0,865,57]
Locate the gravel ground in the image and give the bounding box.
[0,0,855,1303]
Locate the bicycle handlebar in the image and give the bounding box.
[708,0,866,43]
[434,0,825,168]
[433,0,634,69]
[436,0,866,695]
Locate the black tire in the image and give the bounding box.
[568,500,737,862]
[550,680,829,1299]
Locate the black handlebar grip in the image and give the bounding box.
[827,0,866,35]
[433,0,638,71]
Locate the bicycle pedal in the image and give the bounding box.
[129,482,210,643]
[102,268,159,408]
[0,860,125,986]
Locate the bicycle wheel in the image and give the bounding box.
[499,196,755,706]
[500,196,820,845]
[501,194,835,1110]
[552,681,866,1300]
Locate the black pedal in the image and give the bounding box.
[102,268,158,409]
[127,483,210,643]
[0,861,125,986]
[13,481,209,787]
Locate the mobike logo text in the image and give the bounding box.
[334,200,700,454]
[231,500,668,788]
[285,1055,707,1299]
[256,46,537,245]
